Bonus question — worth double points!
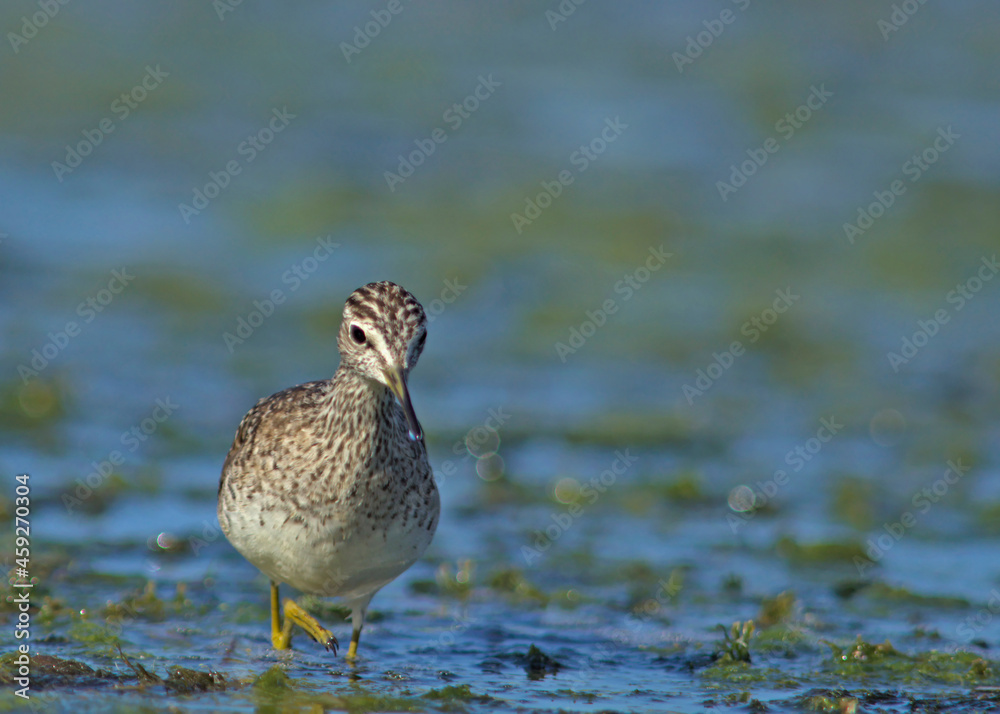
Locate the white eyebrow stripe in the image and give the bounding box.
[364,329,396,367]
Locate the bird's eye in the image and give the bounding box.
[350,325,366,344]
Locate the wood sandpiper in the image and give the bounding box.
[218,281,440,659]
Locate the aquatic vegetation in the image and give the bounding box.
[776,536,868,564]
[757,590,796,627]
[251,665,290,692]
[659,471,706,502]
[0,652,113,688]
[104,581,174,622]
[486,568,547,606]
[517,644,562,680]
[559,412,691,448]
[714,620,755,665]
[67,620,121,651]
[830,474,877,530]
[0,378,69,432]
[753,624,809,656]
[823,636,998,686]
[864,582,970,609]
[795,690,860,713]
[436,560,475,599]
[423,683,493,704]
[551,689,599,703]
[164,666,228,694]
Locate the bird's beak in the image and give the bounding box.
[383,365,422,441]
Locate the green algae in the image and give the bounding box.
[702,662,796,687]
[823,637,998,686]
[796,690,861,713]
[104,581,182,623]
[249,666,428,712]
[423,683,493,704]
[486,568,548,606]
[550,689,599,703]
[659,471,707,503]
[830,475,877,531]
[758,590,796,627]
[435,560,475,599]
[776,536,868,564]
[129,270,229,317]
[753,624,808,656]
[864,582,970,609]
[0,378,70,434]
[253,664,292,693]
[408,559,476,599]
[558,412,692,448]
[67,620,121,652]
[0,651,111,686]
[164,666,228,694]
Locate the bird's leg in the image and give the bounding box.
[346,605,366,660]
[270,581,291,650]
[282,598,339,654]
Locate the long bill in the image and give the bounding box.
[382,364,423,441]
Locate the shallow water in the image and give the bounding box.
[2,1,1000,712]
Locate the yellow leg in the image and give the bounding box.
[346,628,361,660]
[270,581,291,650]
[283,599,339,654]
[344,602,370,660]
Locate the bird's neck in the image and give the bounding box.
[328,367,405,445]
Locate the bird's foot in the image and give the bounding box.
[283,598,339,655]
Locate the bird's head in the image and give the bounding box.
[338,281,428,440]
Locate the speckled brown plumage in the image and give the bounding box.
[218,281,439,657]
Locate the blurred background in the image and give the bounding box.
[2,1,999,710]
